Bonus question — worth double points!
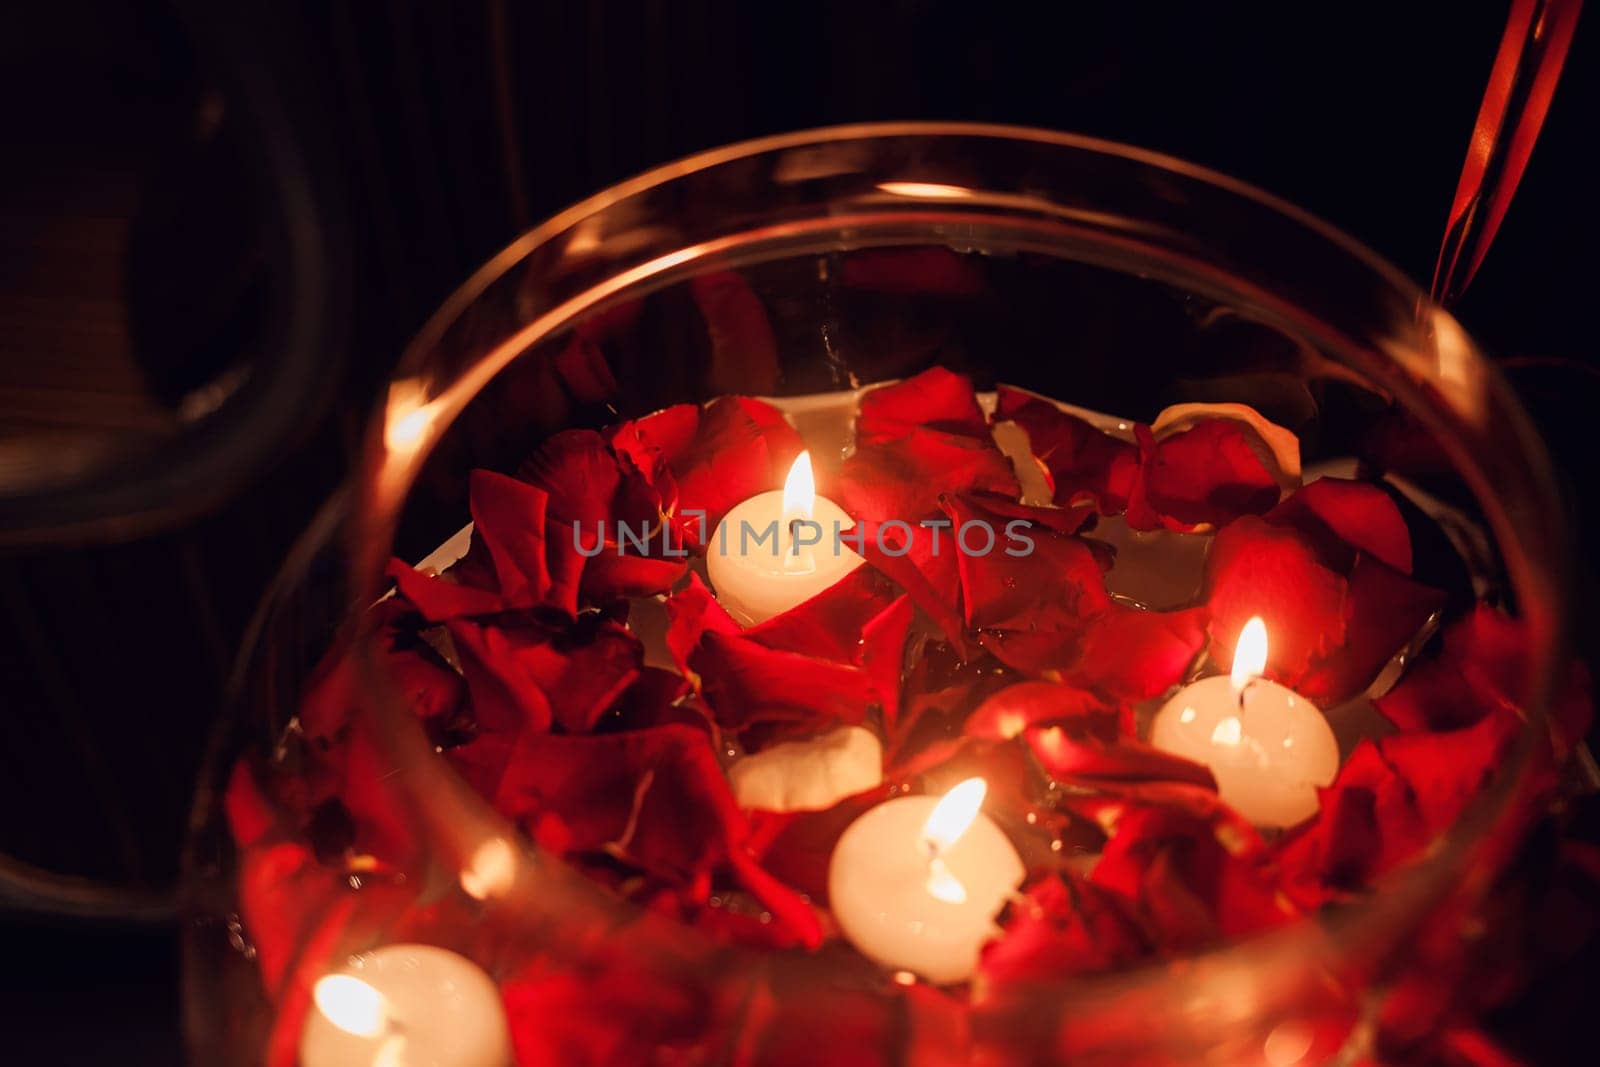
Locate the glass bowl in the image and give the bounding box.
[184,123,1573,1066]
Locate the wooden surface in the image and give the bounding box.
[0,149,177,500]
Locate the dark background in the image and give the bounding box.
[1,1,1595,1062]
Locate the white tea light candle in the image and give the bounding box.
[300,943,512,1067]
[728,724,883,812]
[828,778,1025,985]
[1149,617,1339,828]
[707,450,864,625]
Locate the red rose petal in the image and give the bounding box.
[884,642,1016,770]
[1277,710,1520,902]
[468,468,568,613]
[237,838,335,996]
[501,945,712,1067]
[602,666,702,735]
[601,671,716,748]
[998,388,1292,533]
[550,623,648,734]
[1297,555,1446,705]
[1379,605,1592,748]
[1208,479,1450,704]
[746,786,890,904]
[745,565,900,662]
[609,397,803,551]
[664,572,741,677]
[1378,606,1523,733]
[609,402,700,484]
[516,431,685,604]
[224,760,280,851]
[977,629,1084,676]
[329,718,421,863]
[1268,477,1413,574]
[386,557,509,622]
[725,848,824,949]
[462,615,644,734]
[445,620,556,736]
[1276,739,1432,900]
[673,397,804,545]
[677,894,812,951]
[1026,725,1217,791]
[979,871,1149,985]
[959,490,1093,536]
[1379,711,1520,833]
[484,724,743,882]
[1053,780,1247,840]
[669,566,908,742]
[1068,605,1209,707]
[692,631,875,743]
[1131,419,1281,532]
[732,970,897,1067]
[690,271,781,395]
[446,528,503,587]
[948,495,1111,632]
[290,634,462,861]
[297,630,464,745]
[858,594,915,722]
[839,429,1020,525]
[835,442,924,523]
[854,516,967,654]
[902,983,976,1067]
[519,429,634,529]
[857,366,989,442]
[996,386,1138,512]
[578,551,688,605]
[1092,806,1296,949]
[1204,515,1348,685]
[966,681,1118,742]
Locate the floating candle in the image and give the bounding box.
[707,450,864,625]
[299,944,512,1067]
[828,778,1025,984]
[728,724,884,812]
[1149,617,1339,828]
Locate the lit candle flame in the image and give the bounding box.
[313,974,387,1038]
[782,450,815,521]
[921,777,987,853]
[925,856,968,904]
[1231,616,1269,689]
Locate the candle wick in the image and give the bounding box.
[369,995,403,1040]
[782,515,816,574]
